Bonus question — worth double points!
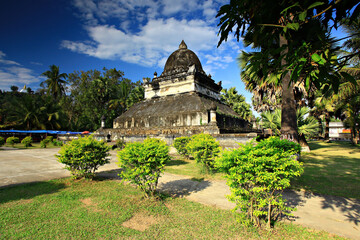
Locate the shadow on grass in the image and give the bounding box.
[0,180,66,204]
[166,159,189,167]
[158,178,211,197]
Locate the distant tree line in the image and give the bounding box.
[0,66,144,131]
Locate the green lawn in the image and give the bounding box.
[167,141,360,199]
[292,141,360,199]
[165,153,225,180]
[0,178,344,239]
[2,142,61,149]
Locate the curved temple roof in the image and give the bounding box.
[161,40,204,76]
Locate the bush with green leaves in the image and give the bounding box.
[216,137,303,228]
[45,136,54,142]
[114,138,126,149]
[56,135,110,179]
[186,133,221,172]
[0,137,5,147]
[52,139,63,146]
[6,137,19,147]
[117,138,170,197]
[21,136,33,148]
[173,136,191,157]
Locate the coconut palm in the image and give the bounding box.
[41,65,68,99]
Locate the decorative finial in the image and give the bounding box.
[154,71,157,78]
[179,40,187,49]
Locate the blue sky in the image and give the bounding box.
[0,0,349,116]
[0,0,246,94]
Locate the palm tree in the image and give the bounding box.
[260,107,319,151]
[336,16,360,144]
[221,87,253,121]
[6,95,45,130]
[41,65,68,99]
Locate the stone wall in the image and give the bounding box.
[94,128,257,149]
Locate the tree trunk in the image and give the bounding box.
[317,117,323,139]
[324,114,330,141]
[299,134,310,152]
[351,126,358,145]
[279,35,299,143]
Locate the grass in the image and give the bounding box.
[165,153,225,180]
[0,178,345,240]
[167,141,360,199]
[2,142,61,149]
[292,141,360,199]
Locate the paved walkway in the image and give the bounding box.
[0,147,359,239]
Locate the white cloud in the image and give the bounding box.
[0,51,41,90]
[66,0,243,73]
[0,51,21,66]
[0,67,41,90]
[62,18,219,67]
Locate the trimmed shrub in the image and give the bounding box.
[173,136,191,157]
[0,137,5,147]
[52,139,63,147]
[114,138,126,150]
[186,133,221,172]
[6,137,19,147]
[216,137,303,228]
[56,135,110,179]
[40,136,53,148]
[45,136,54,142]
[117,138,170,197]
[21,136,33,148]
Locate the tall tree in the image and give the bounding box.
[217,0,358,143]
[221,87,253,121]
[41,65,68,99]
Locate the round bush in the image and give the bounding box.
[186,133,221,172]
[216,137,303,228]
[21,136,33,148]
[173,136,191,157]
[117,138,170,197]
[56,135,110,179]
[6,137,19,147]
[0,137,5,147]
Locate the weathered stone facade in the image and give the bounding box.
[111,41,250,136]
[97,41,253,143]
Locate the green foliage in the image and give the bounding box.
[45,136,54,142]
[221,87,253,121]
[114,138,126,150]
[6,137,19,147]
[56,135,110,179]
[186,134,221,172]
[21,136,32,148]
[52,139,63,146]
[117,138,170,197]
[261,107,319,138]
[173,136,191,157]
[40,65,68,99]
[67,68,143,131]
[216,137,303,228]
[40,140,47,148]
[0,136,5,147]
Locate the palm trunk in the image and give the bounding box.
[324,114,330,141]
[317,117,323,139]
[299,134,310,152]
[280,35,299,143]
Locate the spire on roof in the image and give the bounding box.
[179,40,187,49]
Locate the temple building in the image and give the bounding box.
[110,40,250,137]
